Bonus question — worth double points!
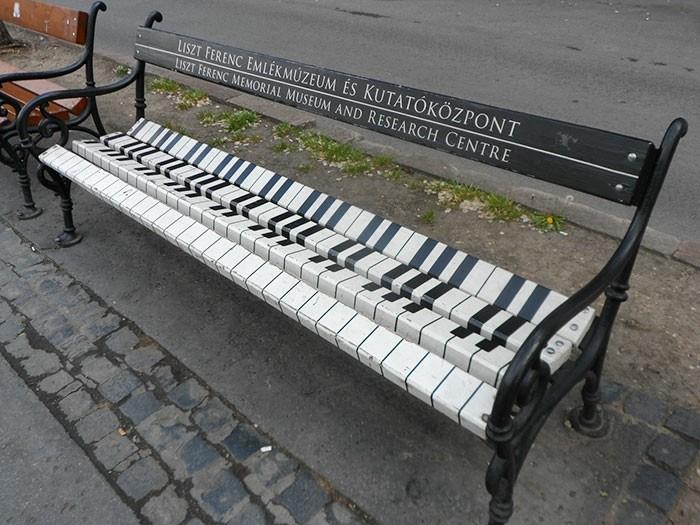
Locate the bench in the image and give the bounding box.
[0,0,105,223]
[20,11,687,524]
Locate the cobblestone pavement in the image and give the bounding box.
[0,222,370,525]
[0,218,699,524]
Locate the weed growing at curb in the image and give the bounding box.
[420,209,435,225]
[160,120,190,136]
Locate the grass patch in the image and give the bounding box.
[372,155,394,169]
[272,142,291,153]
[273,122,298,138]
[199,109,259,132]
[419,209,435,225]
[343,159,372,176]
[113,64,130,77]
[297,163,313,173]
[149,77,210,110]
[149,77,179,93]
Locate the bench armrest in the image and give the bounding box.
[488,118,687,435]
[0,2,106,86]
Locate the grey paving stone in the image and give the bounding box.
[12,295,52,319]
[81,312,121,342]
[624,391,668,426]
[177,435,221,476]
[113,452,141,473]
[168,378,208,410]
[227,501,266,525]
[185,519,205,525]
[124,344,164,372]
[1,278,33,302]
[647,433,698,474]
[614,499,666,525]
[80,355,120,384]
[20,349,61,377]
[15,262,54,278]
[99,369,142,403]
[5,332,34,360]
[222,424,268,462]
[59,389,96,421]
[56,380,83,399]
[154,364,178,392]
[33,274,74,297]
[0,316,24,344]
[195,468,249,521]
[628,464,683,513]
[142,485,189,525]
[105,326,140,355]
[243,452,298,503]
[275,469,331,524]
[51,283,91,310]
[37,315,79,348]
[193,397,237,443]
[665,408,700,443]
[120,390,163,425]
[600,379,625,404]
[117,456,169,502]
[137,405,194,454]
[56,333,97,361]
[38,370,74,394]
[75,407,120,444]
[94,432,139,470]
[0,299,11,320]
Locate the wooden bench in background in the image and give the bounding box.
[17,9,687,524]
[0,0,103,222]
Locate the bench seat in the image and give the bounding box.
[39,121,597,436]
[40,142,499,437]
[0,60,88,125]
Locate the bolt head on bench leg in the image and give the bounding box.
[568,405,610,438]
[16,204,43,220]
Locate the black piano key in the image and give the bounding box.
[419,282,452,309]
[494,275,526,310]
[409,238,438,268]
[357,215,383,244]
[399,273,432,297]
[518,285,550,322]
[327,239,357,261]
[380,264,413,288]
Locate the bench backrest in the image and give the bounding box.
[134,27,657,206]
[1,0,88,44]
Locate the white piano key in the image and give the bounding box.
[432,367,483,425]
[335,315,378,357]
[230,253,265,288]
[459,384,497,436]
[279,283,317,321]
[380,341,427,388]
[201,237,235,268]
[261,271,300,308]
[245,264,283,298]
[357,328,402,373]
[316,302,357,345]
[189,229,222,258]
[406,353,454,405]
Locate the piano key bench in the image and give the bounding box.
[22,10,687,525]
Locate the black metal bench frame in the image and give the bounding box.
[0,1,106,233]
[14,8,687,524]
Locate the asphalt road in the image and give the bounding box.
[50,0,699,240]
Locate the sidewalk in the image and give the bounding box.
[1,30,699,525]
